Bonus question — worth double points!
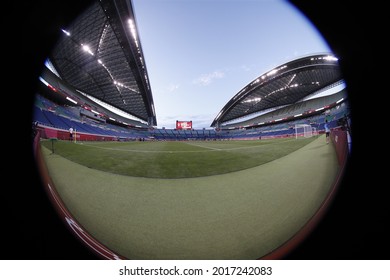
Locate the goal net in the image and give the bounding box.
[295,124,313,139]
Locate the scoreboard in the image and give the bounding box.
[176,120,192,130]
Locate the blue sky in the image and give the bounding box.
[132,0,333,129]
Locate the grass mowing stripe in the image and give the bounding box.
[75,138,297,153]
[40,137,317,178]
[77,142,214,153]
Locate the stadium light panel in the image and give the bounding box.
[39,76,49,87]
[66,96,78,104]
[39,76,58,92]
[128,19,137,40]
[250,78,260,86]
[81,44,94,56]
[44,59,61,78]
[266,69,278,76]
[61,29,70,36]
[323,55,338,61]
[242,97,261,104]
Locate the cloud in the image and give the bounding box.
[193,70,225,86]
[166,83,180,93]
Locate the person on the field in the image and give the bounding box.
[324,120,330,144]
[69,127,74,141]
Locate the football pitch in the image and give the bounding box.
[39,135,340,259]
[41,137,317,178]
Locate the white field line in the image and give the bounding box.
[183,141,222,151]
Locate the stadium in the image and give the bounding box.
[32,0,351,259]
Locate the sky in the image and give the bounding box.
[131,0,333,129]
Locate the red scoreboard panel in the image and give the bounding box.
[176,120,192,130]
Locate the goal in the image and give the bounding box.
[295,124,313,139]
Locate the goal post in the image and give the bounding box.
[73,129,77,143]
[295,124,313,139]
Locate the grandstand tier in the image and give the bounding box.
[33,91,350,141]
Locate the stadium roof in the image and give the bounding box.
[211,53,343,127]
[47,0,157,126]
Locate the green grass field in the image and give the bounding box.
[40,135,339,259]
[41,137,317,178]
